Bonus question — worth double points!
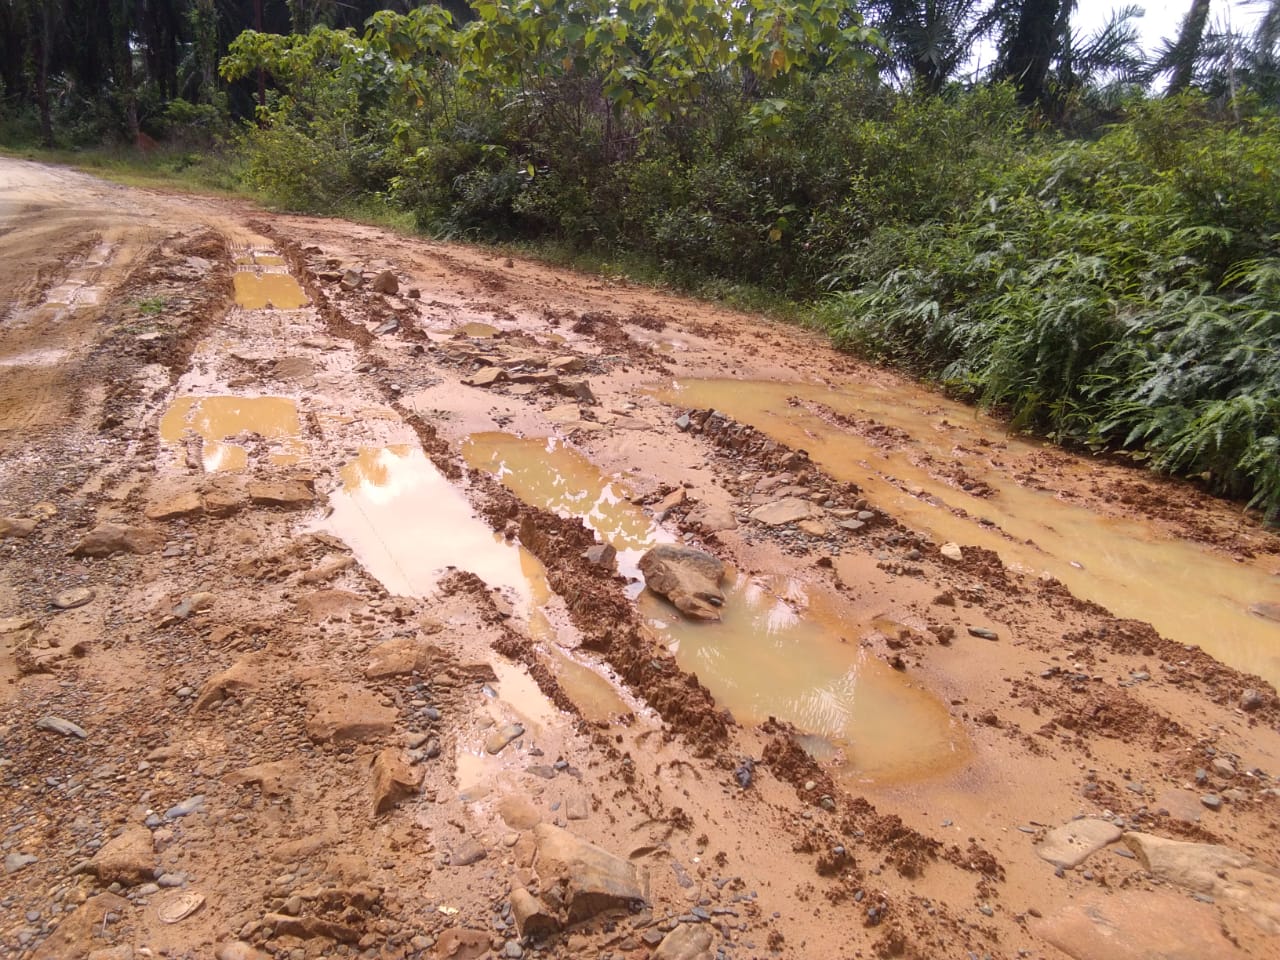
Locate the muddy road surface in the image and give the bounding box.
[2,156,1280,960]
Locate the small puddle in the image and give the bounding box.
[664,379,1280,687]
[546,647,633,722]
[462,433,671,583]
[643,576,968,783]
[232,273,308,310]
[317,445,550,609]
[159,395,301,472]
[462,431,963,782]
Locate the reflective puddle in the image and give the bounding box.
[643,575,967,783]
[664,379,1280,687]
[159,395,301,472]
[463,431,964,782]
[232,273,308,310]
[462,432,672,582]
[317,445,550,608]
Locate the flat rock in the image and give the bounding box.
[364,637,440,679]
[654,924,714,960]
[638,544,725,621]
[306,685,397,743]
[36,715,87,738]
[433,929,491,960]
[797,518,828,537]
[88,826,155,885]
[52,586,96,610]
[465,366,509,387]
[1036,818,1123,869]
[1123,832,1280,933]
[748,497,815,526]
[30,893,130,960]
[4,853,37,873]
[453,838,488,866]
[486,722,525,755]
[144,491,203,520]
[0,516,38,538]
[1030,888,1248,960]
[533,823,644,921]
[214,943,272,960]
[499,795,543,830]
[247,481,314,507]
[225,759,304,798]
[194,654,264,711]
[73,523,163,557]
[370,748,422,816]
[686,502,737,532]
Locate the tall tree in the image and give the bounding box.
[999,0,1070,105]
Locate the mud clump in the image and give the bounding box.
[487,499,729,754]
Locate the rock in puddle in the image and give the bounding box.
[486,723,525,755]
[1036,818,1122,869]
[638,544,725,621]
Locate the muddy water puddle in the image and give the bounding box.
[644,576,967,783]
[316,445,547,607]
[232,272,308,310]
[665,379,1280,686]
[462,433,672,583]
[463,431,964,782]
[159,395,301,472]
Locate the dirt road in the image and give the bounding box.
[2,156,1279,960]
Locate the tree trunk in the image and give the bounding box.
[1167,0,1212,94]
[36,0,54,148]
[1003,0,1065,107]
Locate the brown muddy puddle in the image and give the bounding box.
[462,432,673,585]
[318,445,544,604]
[318,444,634,732]
[232,272,308,310]
[159,395,302,472]
[463,432,963,782]
[664,380,1280,687]
[643,576,967,783]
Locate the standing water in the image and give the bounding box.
[464,431,968,782]
[663,379,1280,687]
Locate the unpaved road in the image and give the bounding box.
[2,156,1280,960]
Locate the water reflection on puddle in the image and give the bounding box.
[463,431,964,783]
[232,273,308,310]
[462,432,672,583]
[319,445,545,604]
[662,379,1280,686]
[643,575,967,783]
[159,395,301,472]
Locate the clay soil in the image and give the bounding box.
[2,158,1280,960]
